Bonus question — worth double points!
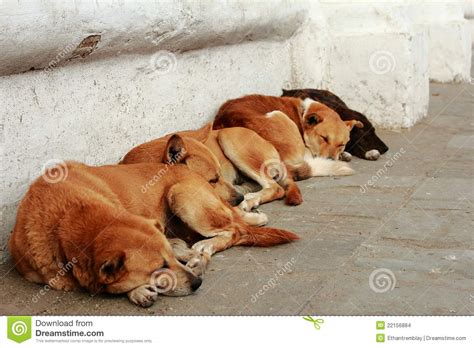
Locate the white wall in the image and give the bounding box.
[320,2,429,128]
[0,0,471,261]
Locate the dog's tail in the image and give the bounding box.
[235,225,299,247]
[288,157,353,179]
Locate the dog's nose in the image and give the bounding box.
[232,193,245,206]
[191,277,202,292]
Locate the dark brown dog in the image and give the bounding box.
[281,89,389,160]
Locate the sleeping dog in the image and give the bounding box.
[9,136,298,307]
[213,94,360,182]
[122,124,304,212]
[281,89,388,160]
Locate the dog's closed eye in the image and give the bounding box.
[208,177,219,184]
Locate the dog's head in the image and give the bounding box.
[340,109,389,160]
[164,133,244,206]
[284,89,389,160]
[91,216,201,297]
[301,98,363,160]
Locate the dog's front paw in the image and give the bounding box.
[185,253,210,277]
[332,161,354,176]
[239,193,260,211]
[365,149,380,160]
[340,151,352,162]
[128,285,159,308]
[240,210,268,226]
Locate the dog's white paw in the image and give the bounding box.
[340,151,352,162]
[238,193,260,212]
[241,210,268,226]
[185,253,210,277]
[251,210,268,226]
[128,285,159,308]
[333,161,354,176]
[365,149,380,160]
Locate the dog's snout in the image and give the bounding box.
[379,142,389,154]
[232,193,245,206]
[191,276,202,292]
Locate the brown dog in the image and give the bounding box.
[122,124,303,212]
[281,88,389,160]
[213,94,362,181]
[10,137,297,307]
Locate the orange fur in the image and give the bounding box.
[213,94,355,166]
[123,124,303,209]
[10,136,298,306]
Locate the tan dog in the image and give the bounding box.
[122,124,303,212]
[213,95,363,180]
[10,137,297,307]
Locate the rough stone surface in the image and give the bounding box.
[411,1,472,83]
[321,2,430,129]
[1,80,472,316]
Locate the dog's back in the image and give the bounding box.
[213,94,302,130]
[282,88,348,112]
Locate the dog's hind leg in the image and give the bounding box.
[217,128,294,209]
[167,180,298,268]
[166,182,238,273]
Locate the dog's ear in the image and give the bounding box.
[98,251,126,284]
[164,134,187,164]
[301,98,322,126]
[305,113,320,126]
[345,120,364,130]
